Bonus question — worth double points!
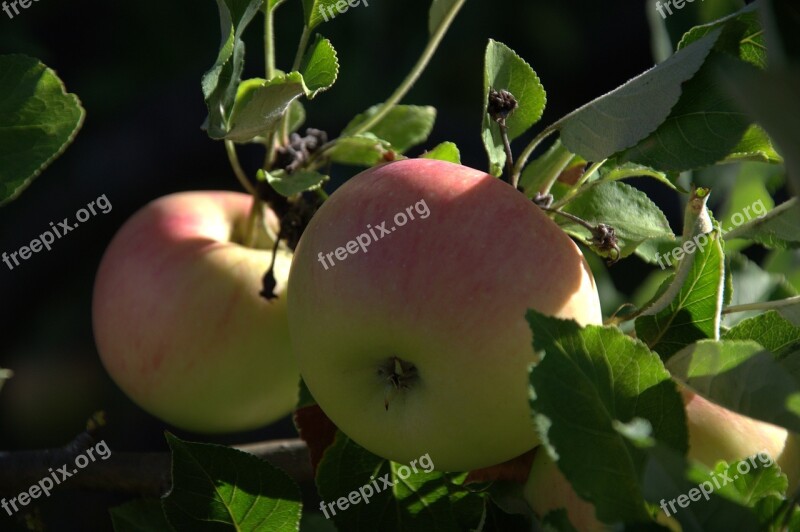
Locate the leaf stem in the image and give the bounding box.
[722,295,800,315]
[347,0,466,138]
[511,123,558,185]
[291,26,312,73]
[264,1,277,80]
[225,140,256,195]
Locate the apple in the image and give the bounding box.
[523,388,800,528]
[92,191,298,433]
[287,158,603,471]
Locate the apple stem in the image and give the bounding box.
[379,356,418,411]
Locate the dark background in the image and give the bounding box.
[0,0,749,529]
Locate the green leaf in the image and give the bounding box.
[724,198,800,249]
[482,40,547,176]
[635,231,725,360]
[558,181,674,260]
[163,433,302,532]
[620,52,751,171]
[527,311,687,524]
[556,30,720,162]
[723,311,800,357]
[638,443,765,532]
[261,168,329,197]
[422,141,461,163]
[225,73,306,142]
[300,35,339,98]
[717,61,800,196]
[316,431,485,530]
[0,55,85,206]
[713,459,787,507]
[599,161,681,191]
[110,499,173,532]
[343,105,436,153]
[677,2,765,67]
[302,0,355,30]
[518,139,576,197]
[667,339,800,433]
[201,0,263,138]
[327,133,392,166]
[725,125,783,164]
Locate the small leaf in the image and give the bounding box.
[527,311,687,523]
[0,55,85,206]
[300,35,339,98]
[343,105,436,153]
[110,499,173,532]
[558,181,674,259]
[667,339,800,433]
[327,134,392,166]
[163,433,302,532]
[225,73,306,142]
[201,0,263,138]
[635,231,725,360]
[723,311,800,357]
[421,141,461,163]
[482,40,547,176]
[556,30,720,162]
[262,168,328,197]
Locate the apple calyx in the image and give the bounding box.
[379,356,418,411]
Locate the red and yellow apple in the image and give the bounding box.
[93,191,298,433]
[287,159,602,471]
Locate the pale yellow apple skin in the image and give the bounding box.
[288,159,602,471]
[93,191,298,433]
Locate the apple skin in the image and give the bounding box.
[523,388,800,528]
[93,191,298,433]
[287,159,603,471]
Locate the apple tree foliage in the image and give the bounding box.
[3,0,800,530]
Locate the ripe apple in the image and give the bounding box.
[287,159,603,471]
[523,388,800,528]
[93,191,298,433]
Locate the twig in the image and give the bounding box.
[0,437,311,498]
